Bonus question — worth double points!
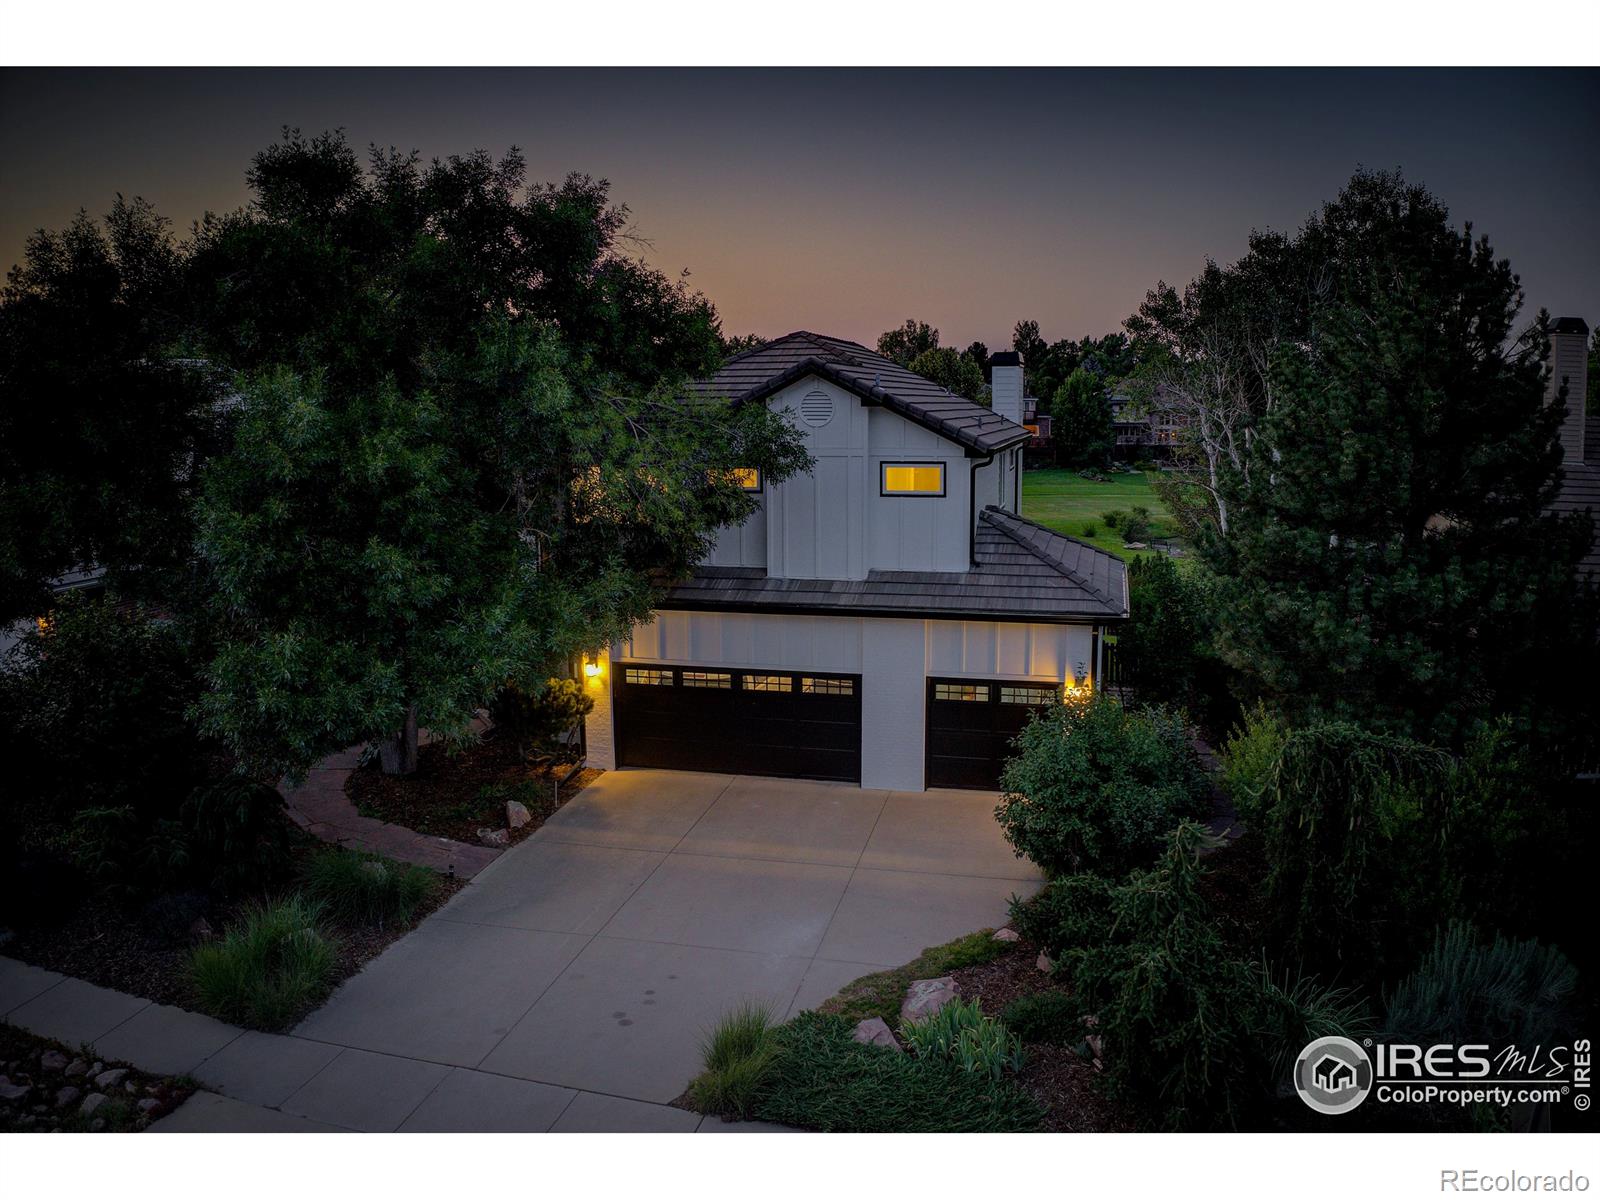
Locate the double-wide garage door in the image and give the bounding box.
[614,664,862,783]
[925,677,1060,790]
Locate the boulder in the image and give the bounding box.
[851,1017,903,1053]
[39,1050,68,1073]
[900,977,959,1025]
[1036,952,1053,973]
[80,1093,108,1116]
[991,927,1020,942]
[54,1086,81,1108]
[506,800,532,829]
[65,1058,89,1077]
[476,827,510,848]
[95,1068,128,1089]
[0,1076,30,1102]
[90,1118,106,1132]
[138,1098,161,1114]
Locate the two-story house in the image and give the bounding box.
[580,332,1130,791]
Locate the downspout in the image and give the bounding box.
[968,451,996,568]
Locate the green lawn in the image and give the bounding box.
[1020,467,1182,560]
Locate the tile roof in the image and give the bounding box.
[690,331,1031,455]
[660,506,1129,623]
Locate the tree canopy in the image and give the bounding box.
[1048,368,1112,465]
[185,130,811,778]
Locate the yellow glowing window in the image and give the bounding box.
[731,468,762,492]
[881,463,945,495]
[1024,424,1040,436]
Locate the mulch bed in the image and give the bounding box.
[345,733,600,846]
[0,1023,194,1133]
[2,845,464,1021]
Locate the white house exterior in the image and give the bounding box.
[582,332,1130,791]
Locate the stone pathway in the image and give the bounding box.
[281,743,501,880]
[0,957,787,1132]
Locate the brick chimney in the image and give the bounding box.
[1547,317,1590,463]
[990,351,1024,425]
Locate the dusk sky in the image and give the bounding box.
[2,68,1596,349]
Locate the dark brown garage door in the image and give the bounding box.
[924,677,1060,789]
[614,664,861,783]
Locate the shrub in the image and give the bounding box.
[1118,555,1205,707]
[189,896,335,1029]
[1121,505,1153,542]
[182,775,292,894]
[1100,509,1124,530]
[299,847,438,927]
[688,1002,779,1118]
[997,693,1210,877]
[902,997,1025,1081]
[1053,823,1268,1129]
[2,594,206,817]
[753,1011,1044,1133]
[1384,924,1578,1049]
[1219,702,1287,825]
[998,990,1082,1047]
[489,676,594,762]
[1080,523,1098,539]
[1261,723,1452,975]
[1007,872,1114,958]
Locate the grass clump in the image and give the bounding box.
[300,847,438,926]
[753,1011,1043,1132]
[902,996,1025,1080]
[687,1002,780,1119]
[816,930,1011,1028]
[999,990,1082,1046]
[190,895,335,1029]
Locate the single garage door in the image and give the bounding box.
[925,677,1061,789]
[614,664,862,783]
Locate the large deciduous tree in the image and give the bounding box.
[0,198,221,621]
[876,318,940,366]
[189,131,810,778]
[1192,170,1595,747]
[1049,368,1112,465]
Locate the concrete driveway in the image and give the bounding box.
[280,769,1041,1126]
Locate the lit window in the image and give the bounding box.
[624,668,673,686]
[934,682,990,702]
[1023,424,1040,436]
[881,463,945,495]
[801,676,854,696]
[742,674,792,692]
[1000,684,1059,706]
[682,671,732,689]
[731,468,762,493]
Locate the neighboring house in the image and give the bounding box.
[1109,384,1189,459]
[580,332,1130,791]
[0,567,106,662]
[988,350,1053,460]
[1546,317,1598,580]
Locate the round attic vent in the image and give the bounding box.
[799,388,834,427]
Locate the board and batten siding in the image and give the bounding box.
[701,376,980,578]
[586,610,1097,790]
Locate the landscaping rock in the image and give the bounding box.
[138,1098,161,1114]
[80,1092,108,1116]
[0,1076,30,1101]
[39,1050,68,1072]
[900,976,959,1024]
[852,1017,903,1052]
[90,1062,103,1076]
[124,1082,138,1094]
[55,1086,81,1108]
[991,927,1020,942]
[90,1118,106,1132]
[1036,952,1053,973]
[95,1068,129,1089]
[65,1058,89,1077]
[476,827,510,847]
[506,800,532,829]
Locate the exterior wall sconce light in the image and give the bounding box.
[583,658,603,679]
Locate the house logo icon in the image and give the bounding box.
[1294,1036,1373,1115]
